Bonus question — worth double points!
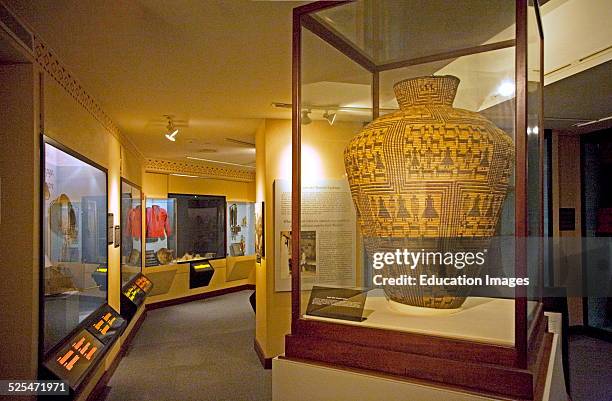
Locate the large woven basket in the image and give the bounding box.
[344,75,514,309]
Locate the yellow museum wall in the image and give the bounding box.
[0,64,40,389]
[43,75,143,312]
[255,118,363,358]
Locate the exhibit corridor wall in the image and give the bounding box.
[255,118,364,359]
[0,63,40,389]
[0,56,145,400]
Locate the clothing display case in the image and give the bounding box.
[286,1,546,400]
[227,202,256,256]
[41,137,109,356]
[144,198,177,267]
[120,179,143,285]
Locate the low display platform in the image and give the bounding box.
[276,313,567,401]
[304,289,538,346]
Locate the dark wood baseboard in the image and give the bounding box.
[254,338,272,369]
[86,308,147,401]
[146,284,256,310]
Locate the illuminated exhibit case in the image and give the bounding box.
[145,195,227,266]
[285,1,547,400]
[41,137,109,356]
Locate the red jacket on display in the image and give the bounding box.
[146,205,172,238]
[125,207,142,238]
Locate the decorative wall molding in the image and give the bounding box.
[31,34,144,161]
[145,158,255,182]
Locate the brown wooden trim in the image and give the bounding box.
[528,304,545,349]
[291,6,302,332]
[86,309,147,401]
[377,39,516,72]
[292,1,350,18]
[254,338,272,370]
[533,333,554,401]
[285,334,535,400]
[372,70,379,119]
[301,14,376,73]
[145,284,255,310]
[293,318,517,367]
[515,0,529,370]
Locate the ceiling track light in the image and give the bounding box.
[301,109,312,125]
[323,110,337,125]
[164,115,179,142]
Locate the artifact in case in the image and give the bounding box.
[286,1,546,399]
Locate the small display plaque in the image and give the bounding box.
[189,260,215,288]
[87,305,126,344]
[306,286,368,322]
[43,329,104,390]
[133,274,153,293]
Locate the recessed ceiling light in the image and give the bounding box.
[171,173,198,178]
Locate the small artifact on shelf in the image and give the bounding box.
[45,264,78,295]
[344,75,514,310]
[127,249,140,265]
[156,247,175,265]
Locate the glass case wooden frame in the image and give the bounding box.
[120,178,143,287]
[286,1,546,400]
[39,135,110,361]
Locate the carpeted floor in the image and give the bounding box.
[568,334,612,401]
[101,290,271,401]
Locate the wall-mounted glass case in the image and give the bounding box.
[227,202,256,256]
[42,137,108,355]
[120,179,142,285]
[169,194,226,261]
[144,198,176,267]
[287,1,545,400]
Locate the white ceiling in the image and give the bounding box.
[5,0,611,164]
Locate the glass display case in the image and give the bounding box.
[41,137,108,355]
[286,1,545,399]
[144,198,176,267]
[120,179,142,285]
[169,193,226,261]
[227,202,256,256]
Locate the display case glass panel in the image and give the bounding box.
[42,139,108,355]
[120,180,142,285]
[144,198,176,266]
[227,202,256,256]
[288,1,546,397]
[169,194,226,260]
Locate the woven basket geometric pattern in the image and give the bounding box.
[344,76,514,309]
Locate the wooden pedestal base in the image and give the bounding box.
[285,312,551,400]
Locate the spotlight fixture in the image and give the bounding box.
[323,110,337,125]
[164,115,179,141]
[301,109,312,125]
